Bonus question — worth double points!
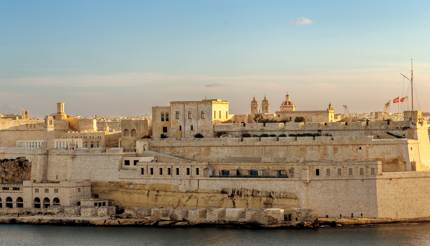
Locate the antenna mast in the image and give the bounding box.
[411,58,414,111]
[400,58,415,112]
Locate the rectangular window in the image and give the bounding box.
[13,187,20,191]
[35,188,39,193]
[179,125,182,131]
[326,168,330,176]
[196,168,200,175]
[221,170,230,176]
[124,160,130,166]
[78,188,81,192]
[201,111,205,119]
[141,168,144,175]
[175,111,180,120]
[315,169,320,176]
[219,111,222,118]
[188,111,192,119]
[348,168,353,176]
[133,160,139,166]
[190,125,194,131]
[226,111,228,118]
[165,113,169,121]
[159,168,163,175]
[186,168,190,175]
[168,168,171,175]
[337,168,342,176]
[150,168,154,175]
[163,126,168,133]
[176,168,180,175]
[54,188,58,193]
[371,168,376,175]
[359,168,364,176]
[45,188,49,193]
[213,111,216,119]
[161,113,165,122]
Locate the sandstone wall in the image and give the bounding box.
[92,182,299,209]
[376,172,430,219]
[148,137,413,171]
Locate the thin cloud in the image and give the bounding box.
[204,83,224,88]
[291,17,314,26]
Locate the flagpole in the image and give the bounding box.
[398,98,400,114]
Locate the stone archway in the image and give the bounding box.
[34,197,41,208]
[43,197,50,208]
[52,197,60,206]
[5,197,13,208]
[16,197,23,208]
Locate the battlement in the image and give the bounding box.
[214,120,410,133]
[148,135,409,147]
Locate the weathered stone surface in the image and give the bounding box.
[245,209,260,223]
[171,208,187,221]
[92,182,299,210]
[136,208,151,218]
[187,208,206,223]
[225,208,246,222]
[97,206,115,217]
[257,208,285,225]
[0,157,31,183]
[80,207,97,217]
[206,208,225,222]
[64,206,80,216]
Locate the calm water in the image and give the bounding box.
[0,223,430,246]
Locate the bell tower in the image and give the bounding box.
[251,97,258,115]
[261,96,269,114]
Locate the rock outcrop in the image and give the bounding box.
[92,182,299,209]
[0,157,31,183]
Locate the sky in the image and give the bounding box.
[1,0,430,117]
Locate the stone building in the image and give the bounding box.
[2,98,430,222]
[152,99,231,139]
[120,118,151,152]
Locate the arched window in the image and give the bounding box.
[6,197,13,208]
[43,197,50,208]
[53,197,60,206]
[123,129,129,137]
[16,197,23,208]
[34,197,41,208]
[130,129,137,137]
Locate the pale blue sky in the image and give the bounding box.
[1,0,430,116]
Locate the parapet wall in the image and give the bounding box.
[147,137,412,171]
[214,120,409,133]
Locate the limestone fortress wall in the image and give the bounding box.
[1,97,430,223]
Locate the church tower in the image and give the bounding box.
[261,96,269,114]
[251,97,258,115]
[280,93,296,112]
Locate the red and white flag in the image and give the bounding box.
[393,96,407,104]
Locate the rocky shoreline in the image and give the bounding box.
[0,215,317,228]
[1,215,429,229]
